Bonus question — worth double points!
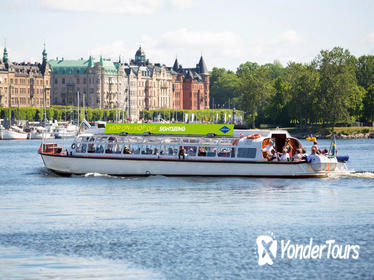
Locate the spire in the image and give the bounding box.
[173,57,179,71]
[42,42,47,62]
[198,55,208,75]
[3,39,8,64]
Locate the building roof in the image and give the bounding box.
[197,56,208,75]
[49,57,119,75]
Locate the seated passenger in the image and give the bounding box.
[178,146,185,159]
[154,148,159,155]
[268,149,278,161]
[321,148,328,155]
[292,148,303,161]
[123,146,130,154]
[262,139,275,159]
[279,148,290,161]
[198,147,206,156]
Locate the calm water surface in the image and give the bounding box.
[0,139,373,279]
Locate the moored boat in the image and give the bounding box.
[0,125,28,140]
[39,123,348,177]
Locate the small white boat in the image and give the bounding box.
[39,124,348,178]
[0,125,28,140]
[29,126,54,139]
[53,122,78,139]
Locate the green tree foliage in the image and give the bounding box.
[209,67,239,108]
[356,55,374,89]
[314,47,362,125]
[363,84,374,122]
[236,63,274,128]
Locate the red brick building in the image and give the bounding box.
[170,56,210,110]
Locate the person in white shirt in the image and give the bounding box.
[292,148,303,161]
[262,140,275,160]
[279,148,290,161]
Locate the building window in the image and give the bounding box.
[55,78,58,84]
[62,78,65,84]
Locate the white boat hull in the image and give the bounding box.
[40,154,329,178]
[0,129,28,140]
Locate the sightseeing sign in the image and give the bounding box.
[105,123,234,136]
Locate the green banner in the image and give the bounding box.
[105,123,234,136]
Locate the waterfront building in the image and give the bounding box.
[170,56,210,110]
[124,47,173,121]
[0,46,51,108]
[49,56,126,110]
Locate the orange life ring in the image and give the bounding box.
[247,134,261,139]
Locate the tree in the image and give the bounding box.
[356,55,374,89]
[236,64,274,128]
[314,47,360,125]
[363,84,374,122]
[209,67,239,108]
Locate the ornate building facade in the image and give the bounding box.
[49,56,126,110]
[0,46,51,108]
[124,47,173,121]
[170,56,210,110]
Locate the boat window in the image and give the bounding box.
[141,144,159,155]
[87,142,95,153]
[95,143,104,153]
[200,138,219,145]
[75,142,82,152]
[237,148,256,158]
[162,137,180,144]
[81,143,87,153]
[131,143,142,154]
[182,138,199,144]
[184,146,197,157]
[198,146,217,157]
[161,145,178,156]
[219,138,235,146]
[112,143,122,154]
[218,147,235,158]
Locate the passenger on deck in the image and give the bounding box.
[178,146,185,159]
[292,148,303,161]
[321,148,328,155]
[312,141,321,154]
[154,148,159,155]
[279,148,290,161]
[268,149,278,161]
[283,138,292,153]
[262,139,275,159]
[123,146,131,154]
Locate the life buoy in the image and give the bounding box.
[232,139,239,145]
[247,134,261,139]
[71,143,76,149]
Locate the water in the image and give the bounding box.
[0,139,373,279]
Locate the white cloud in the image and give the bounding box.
[91,29,306,70]
[271,30,303,46]
[38,0,193,15]
[363,32,374,45]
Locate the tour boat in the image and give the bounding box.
[0,125,28,140]
[39,123,348,178]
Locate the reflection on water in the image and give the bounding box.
[0,246,162,280]
[0,139,374,279]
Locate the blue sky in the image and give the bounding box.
[1,0,373,70]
